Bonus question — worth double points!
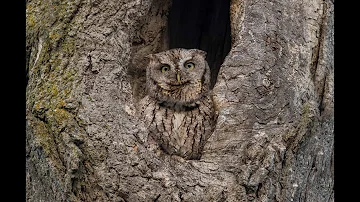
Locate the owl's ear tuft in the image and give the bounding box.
[192,49,207,58]
[143,54,156,69]
[145,54,155,61]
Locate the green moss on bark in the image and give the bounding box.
[26,1,84,190]
[282,102,313,150]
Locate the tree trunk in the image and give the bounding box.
[26,0,334,201]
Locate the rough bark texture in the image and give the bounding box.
[26,0,334,201]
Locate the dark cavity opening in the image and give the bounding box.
[129,0,231,102]
[168,0,231,88]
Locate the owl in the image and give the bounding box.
[138,48,216,160]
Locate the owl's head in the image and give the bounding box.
[145,48,211,106]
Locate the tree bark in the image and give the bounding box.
[26,0,334,201]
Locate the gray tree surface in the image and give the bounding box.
[26,0,334,201]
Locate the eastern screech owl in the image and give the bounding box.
[138,48,216,160]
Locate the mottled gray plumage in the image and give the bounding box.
[138,48,216,160]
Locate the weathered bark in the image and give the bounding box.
[26,0,334,201]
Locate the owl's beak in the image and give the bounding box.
[177,72,181,84]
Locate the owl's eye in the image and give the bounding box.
[184,62,195,70]
[161,65,170,72]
